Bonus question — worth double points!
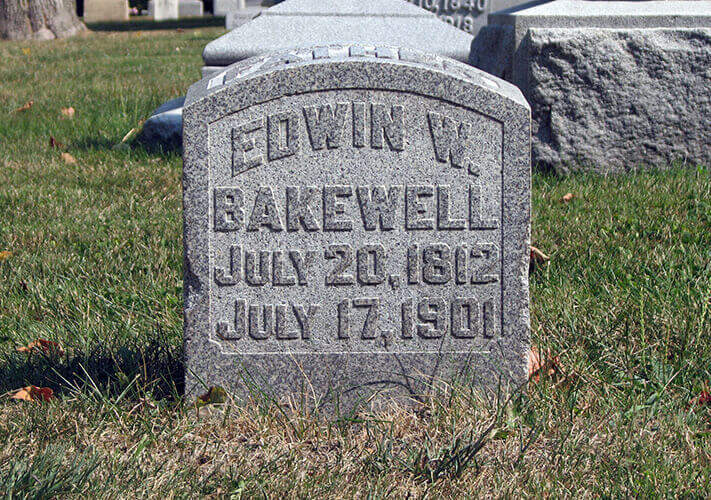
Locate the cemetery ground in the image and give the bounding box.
[0,24,709,498]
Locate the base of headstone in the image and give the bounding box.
[471,0,711,173]
[201,0,474,78]
[83,0,130,22]
[180,0,204,17]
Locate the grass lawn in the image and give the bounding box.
[0,23,710,498]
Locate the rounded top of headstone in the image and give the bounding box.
[188,44,529,119]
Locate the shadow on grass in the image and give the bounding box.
[70,135,182,157]
[0,327,184,401]
[70,137,120,152]
[86,16,226,32]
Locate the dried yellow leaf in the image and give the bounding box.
[61,152,77,164]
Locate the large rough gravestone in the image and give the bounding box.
[471,0,711,172]
[201,0,475,78]
[83,0,129,22]
[183,45,531,412]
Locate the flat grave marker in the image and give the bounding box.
[183,45,531,412]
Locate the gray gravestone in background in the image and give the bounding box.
[83,0,129,22]
[407,0,545,35]
[183,45,531,412]
[150,0,179,20]
[217,0,544,34]
[202,0,475,78]
[179,0,204,17]
[214,0,246,16]
[471,0,711,172]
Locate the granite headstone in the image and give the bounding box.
[83,0,129,22]
[183,45,531,412]
[150,0,179,20]
[179,0,204,17]
[407,0,546,35]
[201,0,474,78]
[471,0,711,172]
[214,0,246,16]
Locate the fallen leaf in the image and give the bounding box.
[528,346,543,380]
[16,338,65,357]
[13,100,33,113]
[22,47,31,56]
[530,246,549,263]
[530,246,550,273]
[49,136,65,149]
[61,152,76,164]
[60,107,75,119]
[196,386,228,407]
[528,346,563,383]
[0,251,12,262]
[561,192,575,203]
[690,390,711,408]
[11,386,54,403]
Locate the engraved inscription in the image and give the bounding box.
[407,0,488,34]
[428,112,476,174]
[209,89,506,354]
[231,101,406,176]
[213,184,499,232]
[215,247,316,287]
[303,103,348,150]
[218,300,320,340]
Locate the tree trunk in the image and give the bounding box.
[0,0,86,40]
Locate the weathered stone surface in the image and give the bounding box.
[148,0,179,20]
[183,45,531,413]
[527,28,711,172]
[475,1,711,85]
[201,0,474,78]
[471,1,711,172]
[138,97,185,150]
[83,0,129,22]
